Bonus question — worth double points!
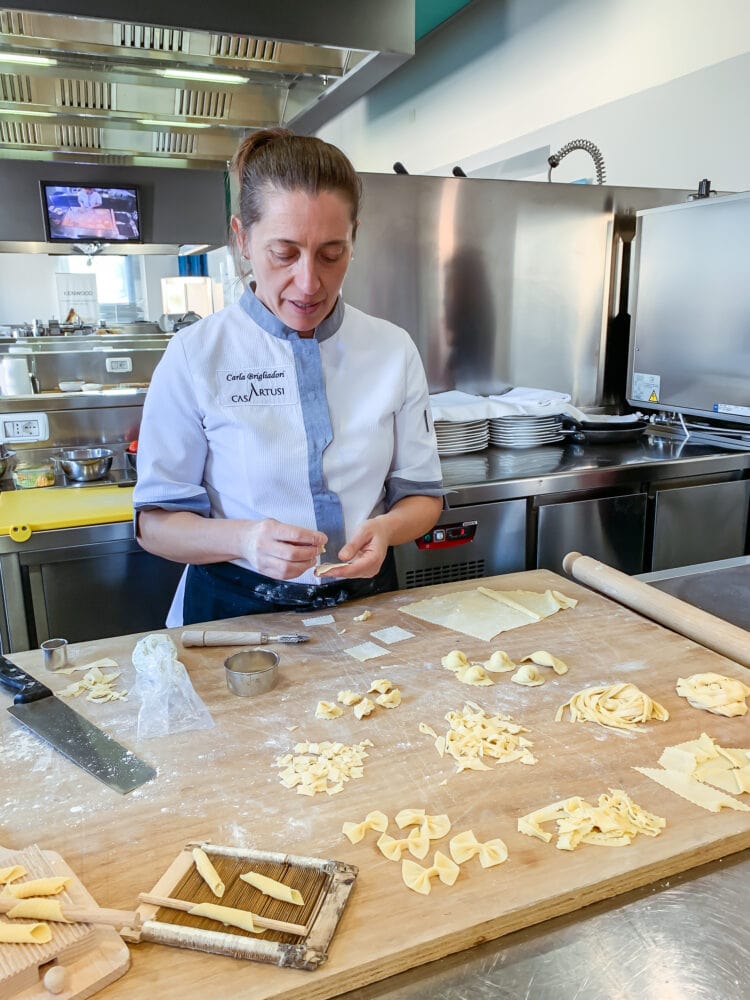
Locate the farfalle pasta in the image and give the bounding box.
[342,810,389,844]
[402,851,459,895]
[449,830,508,867]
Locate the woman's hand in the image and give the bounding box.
[329,517,391,579]
[323,496,442,580]
[240,518,327,580]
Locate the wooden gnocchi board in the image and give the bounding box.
[0,847,129,1000]
[4,568,750,1000]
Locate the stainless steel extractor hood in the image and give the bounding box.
[0,0,414,168]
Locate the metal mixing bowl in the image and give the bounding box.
[0,448,16,479]
[59,447,114,481]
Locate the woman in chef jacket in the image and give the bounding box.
[134,128,443,626]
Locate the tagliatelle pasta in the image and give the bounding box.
[556,683,668,730]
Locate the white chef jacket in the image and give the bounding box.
[134,287,443,622]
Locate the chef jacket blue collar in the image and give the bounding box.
[239,284,345,342]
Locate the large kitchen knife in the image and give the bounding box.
[0,655,155,794]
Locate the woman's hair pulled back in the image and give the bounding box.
[231,128,361,231]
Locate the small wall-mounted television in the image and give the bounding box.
[40,182,142,244]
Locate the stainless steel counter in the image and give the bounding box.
[345,556,750,1000]
[639,556,750,631]
[440,431,750,505]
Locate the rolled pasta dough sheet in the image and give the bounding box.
[0,865,26,884]
[188,902,264,934]
[0,921,52,944]
[192,847,225,897]
[7,898,66,921]
[239,870,304,905]
[5,876,70,899]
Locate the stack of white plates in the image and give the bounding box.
[489,414,565,449]
[435,419,490,456]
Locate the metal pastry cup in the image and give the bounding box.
[41,637,68,670]
[225,649,279,697]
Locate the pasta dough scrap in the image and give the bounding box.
[423,701,537,773]
[402,851,460,895]
[479,588,579,621]
[337,690,362,706]
[239,870,304,906]
[511,663,545,687]
[188,902,264,934]
[5,876,70,899]
[376,688,402,709]
[57,662,127,703]
[192,847,225,898]
[0,865,26,884]
[276,738,373,797]
[369,678,393,694]
[370,626,413,644]
[518,789,665,850]
[522,650,569,675]
[342,810,389,844]
[315,701,344,720]
[377,828,430,861]
[7,898,66,921]
[556,683,669,731]
[449,830,508,868]
[353,609,373,622]
[658,733,750,795]
[676,673,750,717]
[401,587,578,642]
[315,562,351,577]
[634,767,750,812]
[483,651,516,673]
[344,642,388,662]
[0,921,52,944]
[353,697,376,719]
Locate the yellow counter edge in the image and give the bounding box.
[0,485,135,539]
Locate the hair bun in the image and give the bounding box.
[231,128,293,176]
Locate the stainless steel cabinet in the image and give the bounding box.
[651,479,750,571]
[0,523,184,652]
[535,492,648,575]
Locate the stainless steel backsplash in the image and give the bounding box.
[344,174,691,407]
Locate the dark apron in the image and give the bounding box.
[183,549,398,625]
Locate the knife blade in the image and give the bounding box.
[0,655,156,794]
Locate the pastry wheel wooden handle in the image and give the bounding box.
[562,551,750,669]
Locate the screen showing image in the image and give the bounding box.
[41,182,142,243]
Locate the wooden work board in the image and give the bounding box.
[3,568,750,1000]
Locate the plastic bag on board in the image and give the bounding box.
[132,633,214,739]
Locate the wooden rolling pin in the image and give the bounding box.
[138,893,307,936]
[562,551,750,669]
[181,629,309,647]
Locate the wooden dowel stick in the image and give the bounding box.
[562,551,750,669]
[137,893,308,936]
[0,896,140,929]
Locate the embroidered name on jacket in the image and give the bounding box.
[217,367,299,406]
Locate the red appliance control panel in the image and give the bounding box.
[415,520,478,550]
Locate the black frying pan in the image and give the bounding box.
[563,418,650,444]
